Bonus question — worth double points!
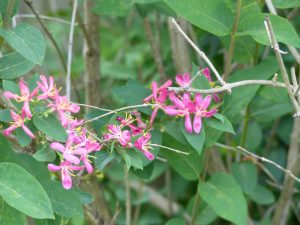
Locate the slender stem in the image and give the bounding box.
[75,102,112,112]
[168,79,288,94]
[191,193,200,225]
[150,143,189,155]
[14,14,75,25]
[223,0,242,81]
[66,0,78,100]
[264,16,300,115]
[170,18,229,90]
[124,166,131,225]
[84,104,154,124]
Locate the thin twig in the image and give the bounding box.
[74,102,112,112]
[150,143,189,155]
[66,0,78,100]
[237,146,300,184]
[168,79,288,94]
[84,104,154,124]
[264,16,300,116]
[265,1,300,64]
[14,14,76,25]
[170,17,229,91]
[124,165,131,225]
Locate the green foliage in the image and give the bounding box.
[0,162,54,219]
[0,23,46,65]
[33,114,68,142]
[198,173,247,225]
[0,197,26,225]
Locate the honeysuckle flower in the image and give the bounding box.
[48,161,84,189]
[50,134,86,164]
[134,132,154,160]
[193,94,217,134]
[144,81,172,126]
[74,128,102,152]
[176,73,191,88]
[3,110,35,139]
[3,79,38,119]
[37,75,59,100]
[104,124,131,147]
[132,111,147,129]
[116,116,143,136]
[165,92,194,133]
[48,96,80,126]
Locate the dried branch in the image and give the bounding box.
[14,14,75,25]
[264,16,300,116]
[66,0,78,100]
[170,17,229,91]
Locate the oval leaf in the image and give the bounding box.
[198,173,247,225]
[247,185,275,205]
[0,162,54,219]
[0,52,34,79]
[33,114,67,142]
[0,23,46,65]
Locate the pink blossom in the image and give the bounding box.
[48,161,84,189]
[144,81,172,126]
[104,124,131,147]
[193,94,217,134]
[165,92,194,133]
[50,134,86,164]
[116,116,143,136]
[37,75,59,100]
[134,132,154,160]
[176,73,191,88]
[3,110,35,138]
[132,111,147,129]
[3,79,38,119]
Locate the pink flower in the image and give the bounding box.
[48,161,84,189]
[176,73,191,88]
[116,116,143,136]
[37,75,59,100]
[48,96,80,127]
[3,79,38,119]
[165,92,194,133]
[104,124,131,147]
[3,110,35,138]
[132,111,147,129]
[50,134,86,164]
[144,80,172,126]
[134,133,154,160]
[193,94,217,134]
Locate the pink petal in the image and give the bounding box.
[182,73,191,83]
[48,164,62,172]
[202,95,212,110]
[193,115,202,134]
[203,68,211,82]
[21,124,35,139]
[3,91,19,99]
[143,150,154,160]
[10,111,21,122]
[149,107,158,126]
[63,153,80,164]
[62,168,72,189]
[184,114,193,133]
[19,79,30,96]
[50,142,66,152]
[194,93,203,107]
[159,79,172,90]
[83,158,93,174]
[175,74,184,87]
[3,125,18,136]
[164,106,179,116]
[22,101,32,119]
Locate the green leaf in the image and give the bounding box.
[247,185,275,205]
[123,149,144,170]
[41,180,84,218]
[196,206,217,225]
[0,0,19,20]
[206,114,235,134]
[131,162,154,180]
[161,133,204,180]
[165,0,234,36]
[33,114,67,142]
[0,197,26,225]
[0,52,35,79]
[0,109,12,122]
[94,151,115,170]
[0,23,46,65]
[222,57,278,121]
[231,161,257,194]
[165,217,186,225]
[180,120,205,155]
[244,122,263,151]
[198,173,247,225]
[0,162,54,219]
[15,126,32,147]
[0,133,17,163]
[33,145,56,162]
[238,14,300,48]
[273,0,300,8]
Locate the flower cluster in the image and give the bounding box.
[104,113,154,161]
[144,68,218,134]
[2,75,154,189]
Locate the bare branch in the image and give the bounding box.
[66,0,78,100]
[15,14,76,25]
[170,17,230,91]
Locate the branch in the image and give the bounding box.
[265,0,300,64]
[14,14,76,25]
[170,17,229,91]
[168,79,287,94]
[124,166,131,225]
[264,16,300,116]
[66,0,78,100]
